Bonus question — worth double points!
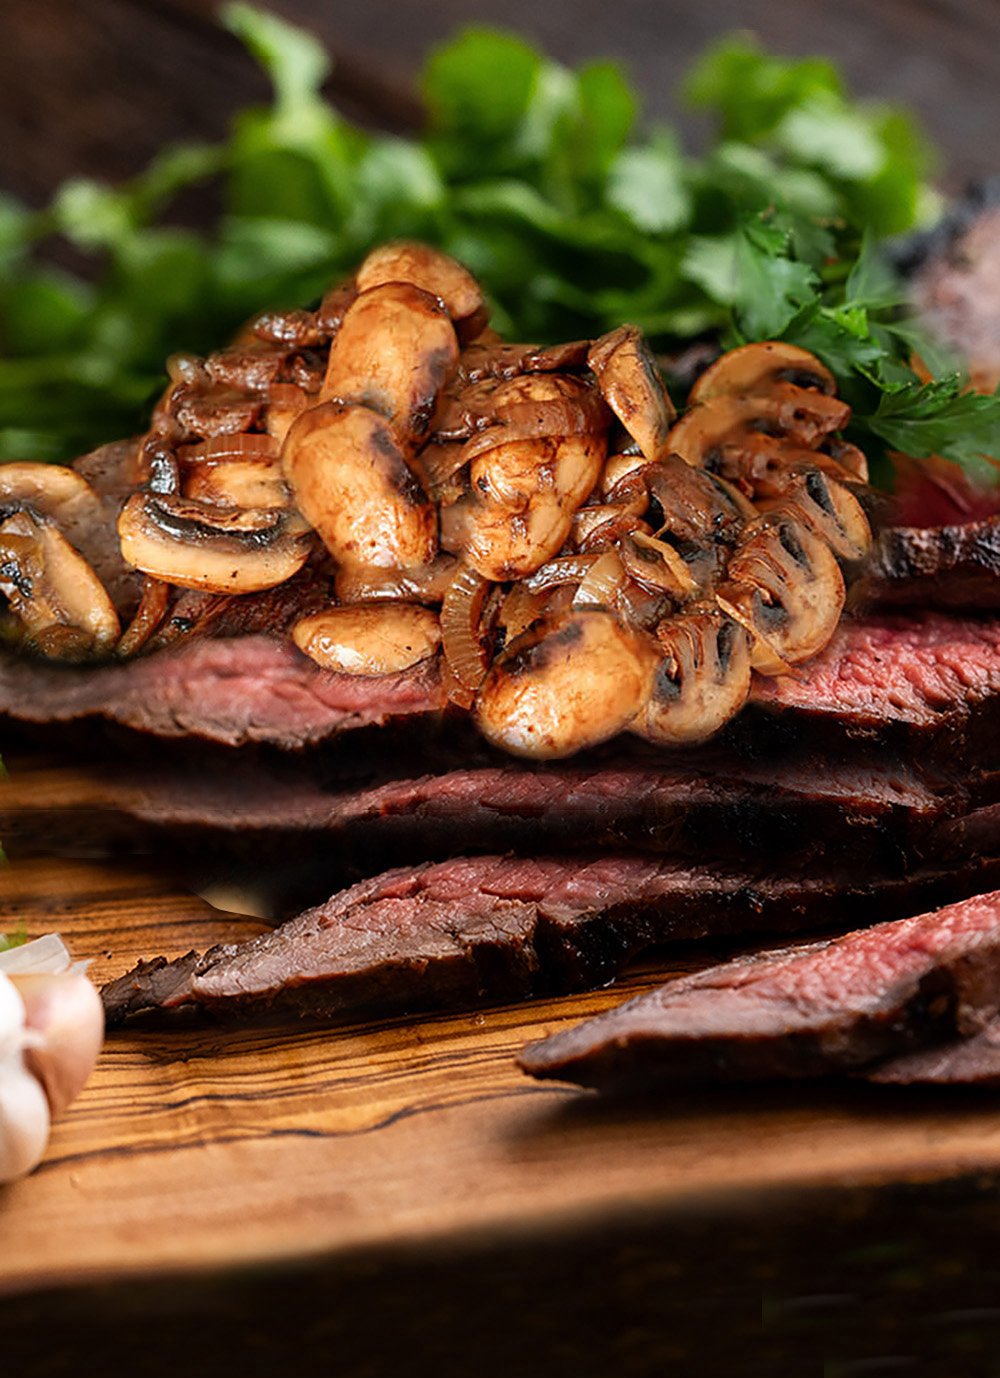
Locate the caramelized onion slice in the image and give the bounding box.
[440,564,493,690]
[282,402,437,570]
[619,530,699,597]
[689,341,835,403]
[335,555,458,606]
[572,550,625,608]
[0,508,119,659]
[293,603,441,677]
[587,326,676,462]
[117,493,312,593]
[355,242,487,341]
[320,282,459,446]
[476,609,653,759]
[184,459,289,510]
[634,608,752,746]
[719,514,845,673]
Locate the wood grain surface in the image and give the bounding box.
[6,751,1000,1311]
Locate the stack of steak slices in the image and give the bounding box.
[3,240,1000,1033]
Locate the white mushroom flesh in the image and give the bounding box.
[293,602,441,676]
[355,241,487,340]
[475,609,654,759]
[634,610,752,746]
[320,282,459,445]
[588,326,676,461]
[117,493,312,593]
[282,402,437,569]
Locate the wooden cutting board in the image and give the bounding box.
[4,748,1000,1308]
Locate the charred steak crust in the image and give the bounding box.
[101,852,1000,1028]
[518,889,1000,1089]
[856,515,1000,610]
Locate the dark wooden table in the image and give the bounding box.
[3,0,999,207]
[4,4,1000,1373]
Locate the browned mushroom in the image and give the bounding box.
[757,469,873,562]
[588,326,676,462]
[460,431,606,581]
[355,242,488,342]
[292,603,441,676]
[667,392,850,473]
[319,282,459,446]
[117,493,312,594]
[282,402,438,570]
[718,514,845,673]
[633,607,752,746]
[263,384,311,447]
[0,507,119,659]
[475,608,654,759]
[688,341,835,403]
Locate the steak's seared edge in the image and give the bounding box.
[101,852,1000,1027]
[519,890,1000,1089]
[3,611,1000,756]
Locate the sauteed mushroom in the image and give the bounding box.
[758,469,872,562]
[588,326,676,462]
[475,608,653,759]
[117,493,312,593]
[634,608,752,746]
[689,341,836,403]
[718,514,845,674]
[320,282,459,445]
[461,431,606,580]
[355,242,488,342]
[282,402,437,570]
[0,507,119,659]
[293,603,441,676]
[335,554,458,605]
[667,391,850,473]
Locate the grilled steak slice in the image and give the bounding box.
[743,612,1000,763]
[519,889,1000,1089]
[856,515,1000,610]
[101,852,1000,1026]
[869,1019,1000,1084]
[5,745,998,880]
[0,633,445,749]
[4,611,1000,756]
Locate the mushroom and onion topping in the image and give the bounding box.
[8,242,876,756]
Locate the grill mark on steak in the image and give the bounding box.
[101,851,1000,1027]
[519,889,1000,1089]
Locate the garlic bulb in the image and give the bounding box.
[0,935,104,1183]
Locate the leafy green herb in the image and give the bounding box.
[0,8,942,468]
[720,218,1000,484]
[0,923,25,954]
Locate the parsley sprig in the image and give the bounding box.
[0,7,941,468]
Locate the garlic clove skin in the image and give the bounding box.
[14,971,105,1118]
[0,1060,52,1183]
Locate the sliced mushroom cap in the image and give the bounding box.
[0,507,119,659]
[587,325,676,462]
[0,463,103,528]
[476,608,654,759]
[292,602,441,677]
[355,242,488,341]
[457,374,609,457]
[282,402,438,570]
[462,432,606,581]
[689,341,835,402]
[618,530,700,598]
[668,392,849,472]
[264,384,311,447]
[634,608,752,746]
[718,514,845,673]
[184,459,289,510]
[643,453,756,545]
[758,469,873,562]
[320,282,459,446]
[117,492,312,593]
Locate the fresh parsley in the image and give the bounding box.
[0,7,941,468]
